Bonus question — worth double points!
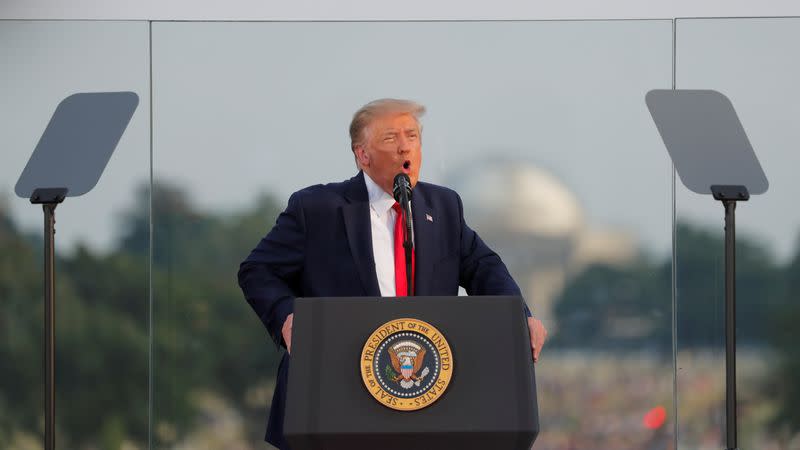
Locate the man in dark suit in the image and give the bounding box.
[238,98,547,449]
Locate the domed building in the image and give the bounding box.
[448,160,635,329]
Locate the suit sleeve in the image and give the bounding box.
[455,193,533,317]
[238,191,306,347]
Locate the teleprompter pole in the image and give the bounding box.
[711,184,748,450]
[31,188,67,450]
[44,203,55,450]
[724,199,737,450]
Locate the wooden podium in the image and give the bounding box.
[284,296,539,450]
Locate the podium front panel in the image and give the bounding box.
[284,296,538,450]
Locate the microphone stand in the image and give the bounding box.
[401,195,413,296]
[393,173,414,296]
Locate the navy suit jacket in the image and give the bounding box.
[238,171,524,449]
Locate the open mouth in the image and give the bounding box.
[402,160,411,172]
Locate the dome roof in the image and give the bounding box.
[450,160,584,238]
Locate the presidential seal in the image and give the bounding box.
[360,318,453,411]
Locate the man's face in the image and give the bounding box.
[355,112,422,194]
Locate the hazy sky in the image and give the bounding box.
[2,19,799,262]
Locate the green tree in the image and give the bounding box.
[0,182,286,449]
[675,223,782,349]
[121,182,285,446]
[552,222,783,350]
[767,234,800,434]
[552,258,671,350]
[0,206,44,445]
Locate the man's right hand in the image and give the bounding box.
[282,313,294,354]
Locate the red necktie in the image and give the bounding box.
[392,202,415,296]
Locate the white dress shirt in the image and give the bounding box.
[363,172,413,297]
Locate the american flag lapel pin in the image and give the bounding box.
[426,213,433,222]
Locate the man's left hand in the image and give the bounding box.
[527,316,547,363]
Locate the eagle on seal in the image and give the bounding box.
[389,341,427,388]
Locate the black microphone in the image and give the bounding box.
[392,173,412,204]
[392,173,414,296]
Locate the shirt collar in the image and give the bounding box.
[363,171,396,218]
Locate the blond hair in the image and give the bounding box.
[349,98,426,154]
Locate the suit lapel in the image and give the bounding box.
[342,172,381,297]
[411,184,435,296]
